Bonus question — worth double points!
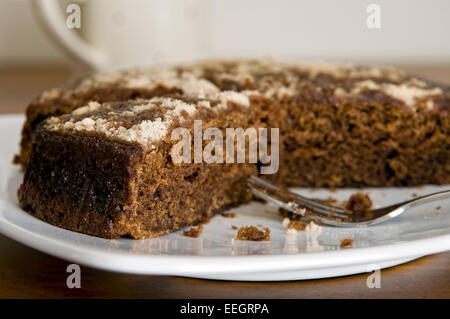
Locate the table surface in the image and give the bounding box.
[0,65,449,298]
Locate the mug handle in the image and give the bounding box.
[33,0,108,72]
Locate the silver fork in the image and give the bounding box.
[248,176,450,227]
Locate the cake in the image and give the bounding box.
[18,96,257,239]
[17,59,450,239]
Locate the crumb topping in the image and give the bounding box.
[71,101,102,116]
[40,59,447,111]
[349,79,443,110]
[40,59,448,147]
[39,87,61,101]
[45,91,255,148]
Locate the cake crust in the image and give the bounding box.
[15,59,449,169]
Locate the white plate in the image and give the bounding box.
[0,114,449,281]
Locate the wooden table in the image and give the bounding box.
[0,65,449,298]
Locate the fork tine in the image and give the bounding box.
[248,176,349,220]
[248,176,349,217]
[249,176,450,228]
[249,184,350,226]
[248,185,299,214]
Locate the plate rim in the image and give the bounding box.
[1,200,449,277]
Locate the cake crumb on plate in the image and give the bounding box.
[340,238,354,248]
[345,193,373,212]
[305,221,322,233]
[220,212,236,218]
[183,225,203,238]
[236,225,270,241]
[287,220,307,231]
[282,217,322,234]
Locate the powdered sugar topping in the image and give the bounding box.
[45,90,256,149]
[350,79,443,110]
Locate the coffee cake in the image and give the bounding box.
[17,59,450,238]
[18,94,258,239]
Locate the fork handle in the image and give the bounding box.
[390,189,450,211]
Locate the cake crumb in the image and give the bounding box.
[305,221,322,233]
[279,207,292,219]
[340,238,354,248]
[282,218,322,234]
[236,225,270,241]
[220,212,236,218]
[290,202,307,215]
[325,196,340,206]
[287,220,307,231]
[279,205,308,220]
[183,225,203,238]
[345,193,372,212]
[231,225,238,230]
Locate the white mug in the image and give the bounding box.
[34,0,212,72]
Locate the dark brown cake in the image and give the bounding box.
[18,95,258,239]
[16,60,450,186]
[17,59,450,239]
[14,69,183,170]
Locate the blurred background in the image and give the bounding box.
[0,0,449,113]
